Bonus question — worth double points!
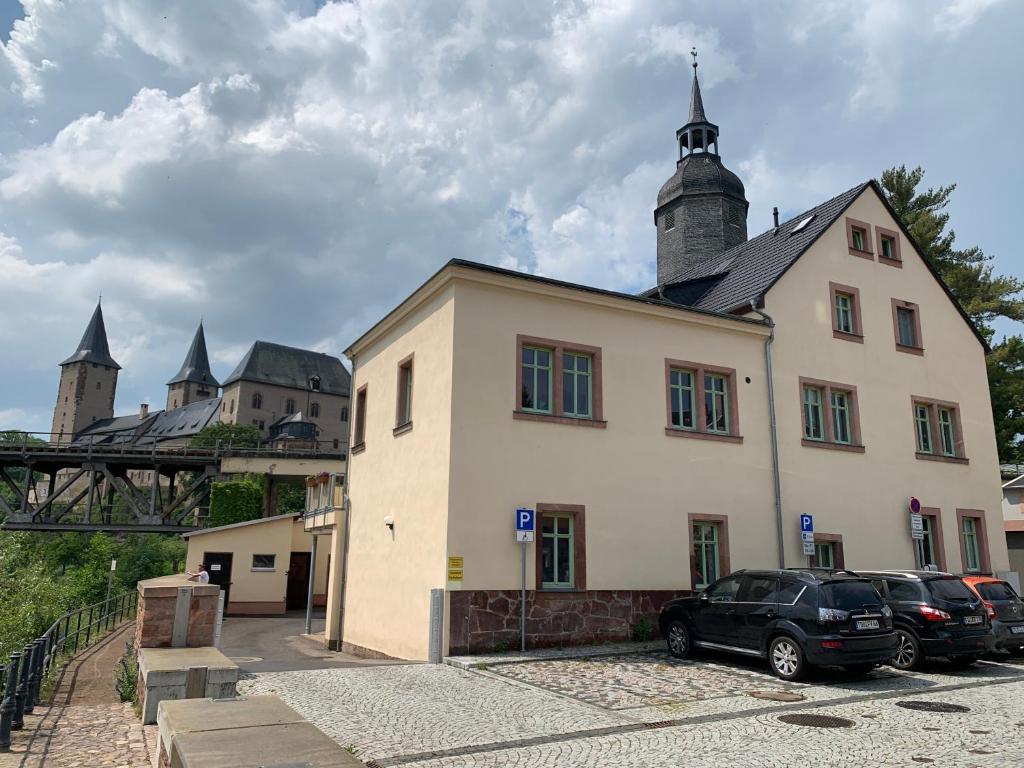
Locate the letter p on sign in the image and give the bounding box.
[515,508,535,532]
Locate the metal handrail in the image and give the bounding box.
[0,590,138,750]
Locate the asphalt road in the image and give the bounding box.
[219,610,409,673]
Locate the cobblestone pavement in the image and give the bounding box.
[0,624,152,768]
[241,651,1024,767]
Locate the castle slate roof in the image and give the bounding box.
[644,179,987,349]
[222,341,351,397]
[168,322,220,388]
[60,302,121,369]
[136,398,222,444]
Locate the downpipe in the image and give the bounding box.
[749,301,785,569]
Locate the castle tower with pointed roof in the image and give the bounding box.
[654,52,749,285]
[50,301,121,442]
[166,321,220,411]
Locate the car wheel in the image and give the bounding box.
[891,629,921,671]
[842,663,876,677]
[665,620,691,659]
[948,654,979,669]
[768,635,806,681]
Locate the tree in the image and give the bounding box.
[191,422,261,449]
[880,166,1024,461]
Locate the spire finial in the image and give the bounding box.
[690,47,698,73]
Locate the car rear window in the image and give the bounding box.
[976,582,1018,601]
[926,578,975,602]
[820,581,883,610]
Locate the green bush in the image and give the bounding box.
[208,475,263,527]
[114,641,139,704]
[191,423,261,449]
[632,617,655,642]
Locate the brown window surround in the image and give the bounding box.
[514,334,605,428]
[394,353,414,437]
[808,533,845,569]
[534,503,586,592]
[956,509,991,574]
[829,282,863,343]
[664,359,742,443]
[891,298,924,355]
[918,506,947,572]
[876,226,902,268]
[687,513,731,589]
[845,217,874,260]
[911,395,968,464]
[351,384,368,454]
[798,376,864,452]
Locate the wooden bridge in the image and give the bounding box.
[0,436,345,533]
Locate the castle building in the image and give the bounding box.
[50,302,120,443]
[319,58,1011,660]
[166,322,219,411]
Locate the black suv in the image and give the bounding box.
[659,569,896,680]
[859,571,992,670]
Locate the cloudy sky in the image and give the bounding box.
[1,0,1021,432]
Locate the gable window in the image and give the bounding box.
[799,378,863,452]
[515,336,604,427]
[845,217,873,259]
[310,402,320,419]
[957,510,989,574]
[876,226,902,267]
[535,503,585,591]
[352,385,368,452]
[395,354,414,433]
[665,360,741,443]
[562,352,592,418]
[912,397,966,463]
[688,514,730,591]
[285,398,296,415]
[892,299,924,354]
[829,283,863,342]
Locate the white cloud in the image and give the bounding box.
[934,0,1004,38]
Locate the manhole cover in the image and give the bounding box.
[896,701,970,714]
[749,690,806,702]
[778,713,855,728]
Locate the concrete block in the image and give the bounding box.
[138,647,238,725]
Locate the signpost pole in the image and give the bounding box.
[520,540,526,652]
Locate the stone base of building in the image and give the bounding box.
[341,640,402,660]
[448,589,689,655]
[225,600,287,616]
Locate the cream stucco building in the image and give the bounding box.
[321,64,1009,661]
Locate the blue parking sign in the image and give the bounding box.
[800,514,814,532]
[515,508,535,532]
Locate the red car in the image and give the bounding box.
[962,576,1024,654]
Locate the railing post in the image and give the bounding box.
[1,653,21,743]
[84,606,94,648]
[16,644,32,718]
[62,614,72,655]
[29,639,44,706]
[71,609,82,655]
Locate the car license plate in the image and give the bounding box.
[1011,625,1024,634]
[855,619,880,630]
[964,615,983,625]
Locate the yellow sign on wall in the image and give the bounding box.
[447,556,464,585]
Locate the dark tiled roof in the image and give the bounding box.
[689,72,707,124]
[222,341,350,397]
[60,303,121,369]
[168,322,220,387]
[136,398,221,443]
[657,153,745,209]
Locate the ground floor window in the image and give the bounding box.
[961,516,981,573]
[915,516,936,568]
[814,542,835,569]
[541,513,574,588]
[692,522,720,589]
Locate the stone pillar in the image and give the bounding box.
[136,576,221,649]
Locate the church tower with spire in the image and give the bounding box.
[166,321,220,411]
[50,301,121,442]
[654,50,749,285]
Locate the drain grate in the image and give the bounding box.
[748,690,806,702]
[896,701,970,714]
[641,720,675,729]
[778,713,855,728]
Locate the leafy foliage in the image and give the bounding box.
[208,475,263,527]
[276,483,306,516]
[880,166,1024,461]
[114,640,139,704]
[191,422,261,449]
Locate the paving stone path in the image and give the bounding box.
[0,623,154,768]
[242,649,1024,767]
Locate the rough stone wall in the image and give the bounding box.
[448,589,690,655]
[135,580,220,648]
[50,361,118,441]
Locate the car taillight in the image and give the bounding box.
[918,605,951,622]
[983,601,996,619]
[821,640,843,649]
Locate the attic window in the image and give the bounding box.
[791,215,814,234]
